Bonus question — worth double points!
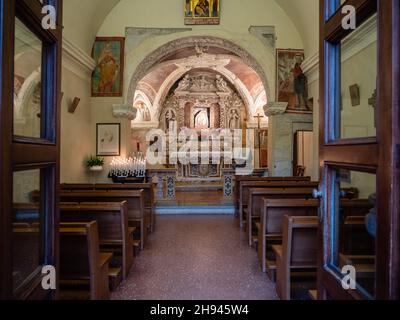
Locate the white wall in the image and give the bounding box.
[60,67,93,183]
[59,0,322,183]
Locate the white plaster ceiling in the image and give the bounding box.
[63,0,319,55]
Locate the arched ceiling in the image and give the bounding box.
[274,0,319,55]
[137,52,263,105]
[130,43,268,127]
[63,0,120,53]
[63,0,318,56]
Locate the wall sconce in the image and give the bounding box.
[68,97,80,114]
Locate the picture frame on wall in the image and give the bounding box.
[96,123,121,156]
[185,0,221,25]
[349,84,361,106]
[91,37,125,97]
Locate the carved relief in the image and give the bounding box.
[161,72,245,131]
[126,36,271,105]
[215,75,231,93]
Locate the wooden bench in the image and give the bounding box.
[61,183,156,233]
[60,221,112,300]
[337,199,374,257]
[234,176,311,219]
[60,190,147,250]
[60,202,132,280]
[247,188,315,247]
[274,215,319,300]
[239,180,319,228]
[258,199,319,279]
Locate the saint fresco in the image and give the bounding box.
[276,49,311,112]
[92,37,124,97]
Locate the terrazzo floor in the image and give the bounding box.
[111,215,279,300]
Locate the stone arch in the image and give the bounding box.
[126,36,271,107]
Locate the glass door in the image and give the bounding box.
[0,0,62,300]
[318,0,400,300]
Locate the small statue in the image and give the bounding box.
[228,109,240,129]
[176,74,191,92]
[216,75,230,93]
[165,109,176,131]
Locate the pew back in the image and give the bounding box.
[275,215,319,300]
[258,199,319,274]
[60,221,111,300]
[234,176,311,213]
[247,188,315,246]
[60,190,147,250]
[60,202,132,279]
[238,181,319,227]
[60,183,156,232]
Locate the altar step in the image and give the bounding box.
[155,205,235,215]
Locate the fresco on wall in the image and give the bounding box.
[92,37,124,97]
[185,0,220,25]
[276,49,312,113]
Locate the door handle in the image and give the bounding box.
[312,189,323,199]
[312,189,324,222]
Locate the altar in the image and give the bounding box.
[170,150,234,182]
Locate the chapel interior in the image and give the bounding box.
[1,0,399,301]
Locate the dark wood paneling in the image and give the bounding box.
[375,0,400,300]
[0,0,63,299]
[319,0,399,300]
[0,0,15,300]
[324,0,377,43]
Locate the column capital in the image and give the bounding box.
[112,104,137,120]
[264,102,288,116]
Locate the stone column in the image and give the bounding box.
[177,96,187,129]
[217,93,230,128]
[265,102,313,177]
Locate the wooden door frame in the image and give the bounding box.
[292,129,313,176]
[318,0,400,300]
[0,0,62,300]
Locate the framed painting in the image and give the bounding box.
[96,123,121,156]
[349,84,360,106]
[185,0,220,25]
[276,49,311,112]
[91,37,124,97]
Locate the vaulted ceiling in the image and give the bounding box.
[63,0,319,56]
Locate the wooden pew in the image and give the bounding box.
[239,180,319,228]
[247,188,315,247]
[60,190,147,250]
[60,221,112,300]
[60,202,133,280]
[234,176,311,218]
[60,183,156,233]
[339,200,374,256]
[258,199,319,279]
[273,215,319,300]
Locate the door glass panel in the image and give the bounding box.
[332,168,376,298]
[14,18,43,139]
[12,169,42,293]
[325,0,341,21]
[339,13,378,139]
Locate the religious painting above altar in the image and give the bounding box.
[185,0,220,25]
[276,49,312,113]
